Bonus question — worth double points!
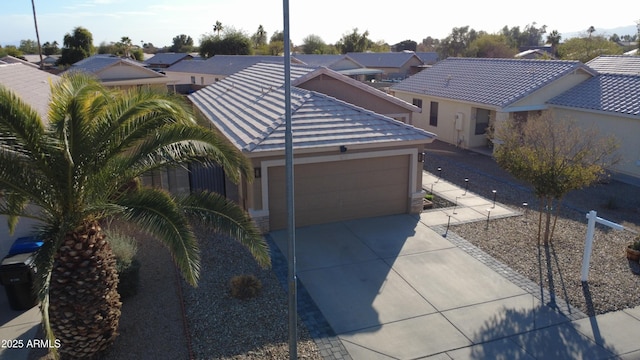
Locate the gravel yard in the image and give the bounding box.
[425,141,640,316]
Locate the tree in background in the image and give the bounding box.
[301,34,326,54]
[199,28,252,58]
[0,45,23,58]
[546,30,562,57]
[418,36,440,52]
[18,39,39,54]
[394,40,417,52]
[116,36,133,58]
[42,41,60,55]
[494,112,619,245]
[557,35,622,62]
[251,25,267,50]
[59,26,94,66]
[336,28,370,53]
[170,34,194,53]
[439,26,478,58]
[467,34,516,58]
[214,20,223,36]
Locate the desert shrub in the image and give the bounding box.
[229,274,262,300]
[105,228,140,299]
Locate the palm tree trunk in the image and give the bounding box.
[48,221,121,358]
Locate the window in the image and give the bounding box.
[412,98,423,108]
[200,77,204,85]
[190,76,196,84]
[429,101,439,127]
[475,108,491,135]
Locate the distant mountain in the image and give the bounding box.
[562,25,638,40]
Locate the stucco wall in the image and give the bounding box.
[551,107,640,183]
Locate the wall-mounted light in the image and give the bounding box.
[417,152,425,163]
[340,145,347,153]
[254,167,261,178]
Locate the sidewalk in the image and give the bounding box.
[420,171,520,227]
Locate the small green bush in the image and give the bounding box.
[424,194,434,201]
[105,228,140,299]
[229,274,262,300]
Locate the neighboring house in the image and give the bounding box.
[292,54,381,80]
[189,62,435,232]
[548,56,640,184]
[64,54,171,89]
[0,55,39,68]
[0,63,60,246]
[346,52,425,80]
[143,52,194,69]
[515,49,555,59]
[0,62,59,121]
[390,57,596,150]
[586,55,640,75]
[163,55,300,91]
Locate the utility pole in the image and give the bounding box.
[31,0,44,70]
[283,0,297,359]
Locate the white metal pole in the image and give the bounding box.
[581,210,623,282]
[283,0,297,358]
[581,211,597,282]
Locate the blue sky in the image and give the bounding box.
[2,0,638,48]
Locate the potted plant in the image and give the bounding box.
[423,193,434,209]
[626,237,640,261]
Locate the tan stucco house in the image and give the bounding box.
[391,57,597,150]
[64,55,171,89]
[189,62,435,232]
[548,55,640,184]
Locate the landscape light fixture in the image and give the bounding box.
[522,202,528,222]
[492,190,497,208]
[444,214,451,237]
[463,178,469,195]
[453,197,460,214]
[436,167,442,182]
[485,209,491,229]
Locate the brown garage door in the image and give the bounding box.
[268,155,410,230]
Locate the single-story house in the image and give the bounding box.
[346,51,425,80]
[0,63,60,247]
[292,54,382,80]
[189,62,435,232]
[163,55,302,91]
[143,52,194,69]
[548,56,640,184]
[390,57,597,150]
[0,62,59,121]
[64,54,171,89]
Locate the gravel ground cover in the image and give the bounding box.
[181,227,322,360]
[425,141,640,316]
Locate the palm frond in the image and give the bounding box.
[179,191,271,268]
[114,187,201,286]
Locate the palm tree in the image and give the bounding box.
[214,20,223,36]
[546,30,562,57]
[0,73,270,358]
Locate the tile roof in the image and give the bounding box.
[292,54,351,68]
[346,52,421,68]
[67,55,146,73]
[586,55,640,75]
[392,57,595,108]
[414,52,439,65]
[189,63,434,153]
[0,63,59,121]
[143,53,192,66]
[167,55,289,75]
[548,74,640,117]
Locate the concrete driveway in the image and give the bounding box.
[269,214,619,359]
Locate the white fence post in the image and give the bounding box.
[581,210,624,282]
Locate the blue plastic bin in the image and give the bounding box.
[8,236,43,256]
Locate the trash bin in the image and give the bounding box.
[8,236,44,256]
[0,252,38,310]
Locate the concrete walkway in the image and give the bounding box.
[268,171,640,359]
